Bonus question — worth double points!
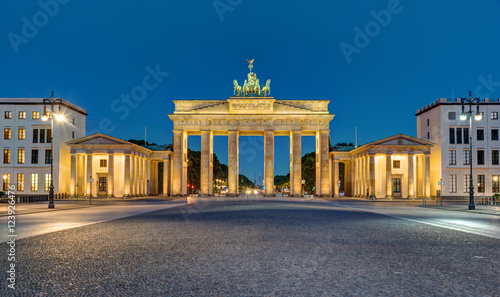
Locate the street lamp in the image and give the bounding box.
[41,91,65,209]
[460,90,481,210]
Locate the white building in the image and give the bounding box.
[0,98,87,195]
[416,98,500,198]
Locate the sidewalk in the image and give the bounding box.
[0,196,181,216]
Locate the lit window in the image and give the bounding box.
[449,150,456,165]
[492,112,499,120]
[17,149,25,164]
[3,149,10,164]
[393,160,400,169]
[478,175,485,193]
[32,111,39,119]
[463,150,470,165]
[100,159,107,168]
[449,175,457,193]
[31,174,38,191]
[18,111,26,119]
[18,128,25,140]
[4,111,12,119]
[4,128,11,140]
[493,175,499,193]
[463,175,470,193]
[17,173,24,191]
[2,173,10,191]
[44,174,51,191]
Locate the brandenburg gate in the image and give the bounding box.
[168,60,334,197]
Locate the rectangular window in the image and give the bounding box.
[4,128,11,140]
[4,111,12,119]
[464,175,470,193]
[464,128,469,144]
[477,150,485,165]
[478,175,485,193]
[45,150,52,164]
[18,111,26,119]
[72,131,75,139]
[33,129,38,143]
[492,112,499,120]
[32,111,39,119]
[40,129,45,143]
[463,150,470,165]
[448,112,456,120]
[456,128,462,144]
[393,160,400,169]
[17,173,24,191]
[427,132,430,139]
[31,174,38,191]
[449,150,456,165]
[100,159,107,168]
[393,178,401,193]
[427,119,429,126]
[477,129,484,141]
[47,129,52,143]
[492,150,499,165]
[493,175,500,193]
[99,177,107,191]
[492,129,499,141]
[17,149,25,164]
[31,149,38,164]
[3,149,10,164]
[449,175,457,193]
[3,173,10,191]
[18,128,25,140]
[44,174,51,191]
[449,128,455,144]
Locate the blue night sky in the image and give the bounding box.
[2,0,500,180]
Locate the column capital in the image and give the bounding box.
[86,150,93,155]
[407,150,415,156]
[107,150,115,155]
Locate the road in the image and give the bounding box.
[1,198,499,296]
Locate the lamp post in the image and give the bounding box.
[460,90,482,210]
[41,91,65,209]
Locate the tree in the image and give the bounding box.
[128,139,157,145]
[334,142,354,146]
[239,174,256,189]
[301,152,316,192]
[274,173,290,190]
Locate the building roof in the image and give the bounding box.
[0,98,87,115]
[415,98,500,116]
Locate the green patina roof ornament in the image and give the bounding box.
[233,59,270,97]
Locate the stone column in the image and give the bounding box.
[354,158,358,197]
[140,155,145,196]
[329,157,334,197]
[369,152,375,199]
[124,152,131,197]
[424,153,431,198]
[264,131,275,196]
[146,159,150,196]
[172,130,186,196]
[200,130,214,196]
[386,152,392,198]
[319,131,330,197]
[334,160,340,197]
[70,153,76,197]
[290,131,302,196]
[86,152,93,197]
[228,131,239,196]
[131,154,136,196]
[408,151,414,198]
[163,156,169,197]
[108,151,114,197]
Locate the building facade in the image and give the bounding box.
[0,98,86,195]
[416,98,500,198]
[330,135,433,199]
[66,134,171,197]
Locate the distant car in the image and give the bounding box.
[339,191,345,197]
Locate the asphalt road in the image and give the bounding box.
[1,200,499,296]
